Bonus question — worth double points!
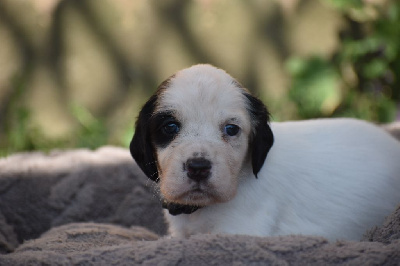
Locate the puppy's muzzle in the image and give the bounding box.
[186,158,212,182]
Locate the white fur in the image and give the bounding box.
[156,66,252,206]
[145,65,400,241]
[166,118,400,240]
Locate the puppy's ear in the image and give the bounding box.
[131,75,175,182]
[244,93,274,178]
[130,94,159,182]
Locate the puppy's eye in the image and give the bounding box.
[162,122,180,135]
[224,124,240,136]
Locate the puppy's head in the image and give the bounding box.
[130,64,273,207]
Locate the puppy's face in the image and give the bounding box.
[131,65,273,207]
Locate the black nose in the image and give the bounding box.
[186,158,212,182]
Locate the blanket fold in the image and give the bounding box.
[0,144,399,265]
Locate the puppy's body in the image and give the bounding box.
[167,119,400,240]
[130,64,400,241]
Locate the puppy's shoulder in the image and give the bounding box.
[271,117,374,129]
[270,118,393,140]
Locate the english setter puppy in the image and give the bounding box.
[130,64,400,240]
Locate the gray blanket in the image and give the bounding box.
[0,125,399,265]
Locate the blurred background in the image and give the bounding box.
[0,0,399,156]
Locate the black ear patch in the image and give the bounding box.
[130,75,176,182]
[243,93,274,178]
[130,94,159,181]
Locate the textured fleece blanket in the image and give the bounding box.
[0,123,399,265]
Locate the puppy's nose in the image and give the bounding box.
[186,158,212,182]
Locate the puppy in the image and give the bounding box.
[130,64,400,240]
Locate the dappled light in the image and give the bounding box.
[0,0,399,156]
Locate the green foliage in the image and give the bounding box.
[288,0,400,122]
[70,104,109,149]
[324,0,363,10]
[0,94,111,157]
[287,57,341,118]
[1,75,33,157]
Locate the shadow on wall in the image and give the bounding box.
[0,0,399,156]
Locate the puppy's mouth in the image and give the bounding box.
[171,183,217,206]
[186,187,208,200]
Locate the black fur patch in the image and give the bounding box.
[150,112,180,148]
[130,75,176,182]
[243,93,274,177]
[130,94,159,181]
